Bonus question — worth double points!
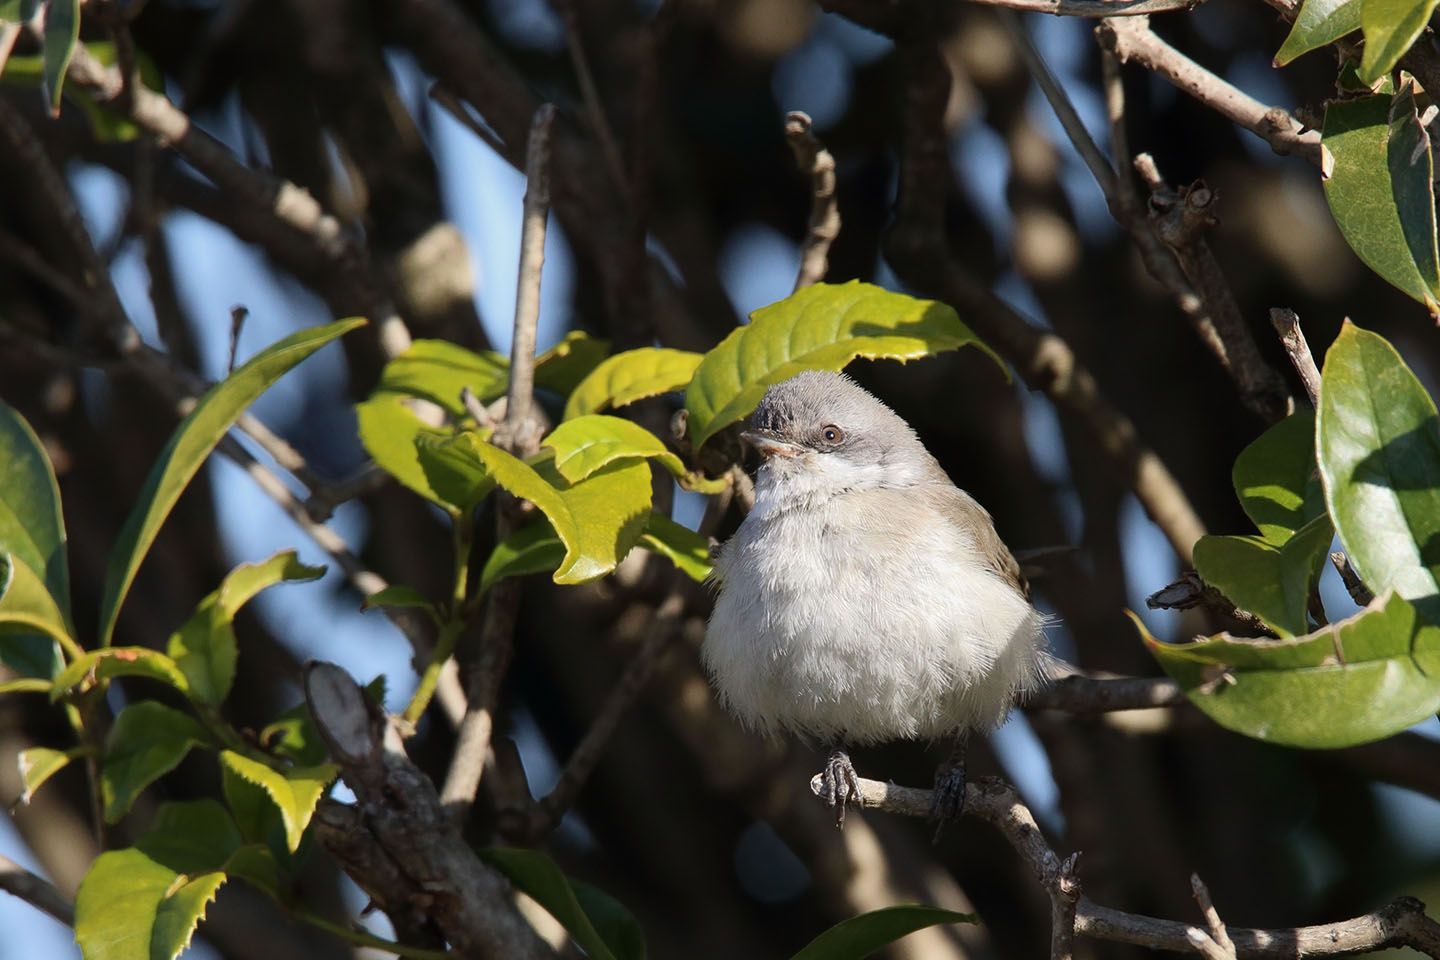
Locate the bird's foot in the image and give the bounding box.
[930,740,968,842]
[822,746,862,829]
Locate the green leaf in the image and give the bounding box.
[355,395,458,511]
[41,0,78,116]
[1232,411,1327,541]
[74,799,241,960]
[639,514,713,583]
[259,676,384,767]
[101,701,209,822]
[414,430,496,510]
[169,551,324,705]
[16,745,81,804]
[99,318,364,647]
[1317,322,1440,624]
[1194,515,1335,637]
[1139,590,1440,747]
[570,879,647,960]
[0,635,61,681]
[685,281,1004,450]
[0,552,74,669]
[543,415,686,483]
[564,348,704,421]
[372,339,509,416]
[535,330,613,397]
[221,844,281,901]
[448,434,652,584]
[788,905,979,960]
[1358,0,1440,83]
[0,400,70,630]
[479,520,566,593]
[361,584,439,620]
[1,41,166,141]
[1274,0,1361,65]
[219,750,337,853]
[53,647,190,699]
[1321,89,1440,310]
[481,847,645,960]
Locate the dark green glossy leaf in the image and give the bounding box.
[168,551,324,704]
[1321,91,1440,310]
[788,905,978,960]
[1274,0,1361,65]
[0,400,70,629]
[639,514,712,583]
[41,0,78,116]
[685,281,1003,450]
[1140,590,1440,748]
[101,701,209,822]
[482,847,643,960]
[99,318,364,646]
[571,879,647,960]
[1317,322,1440,623]
[1359,0,1440,83]
[564,347,704,421]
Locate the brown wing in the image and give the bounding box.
[920,485,1030,599]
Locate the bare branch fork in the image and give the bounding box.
[784,111,841,291]
[812,775,1440,958]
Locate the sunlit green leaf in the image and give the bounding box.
[1139,591,1440,748]
[0,400,70,630]
[1232,411,1326,541]
[355,395,457,511]
[169,551,324,704]
[1273,0,1361,65]
[52,647,189,699]
[1358,0,1440,83]
[535,330,613,398]
[542,415,682,482]
[564,348,703,421]
[482,846,645,960]
[639,515,712,583]
[101,701,209,822]
[99,318,364,647]
[788,905,978,960]
[16,745,82,805]
[219,750,337,853]
[1321,89,1440,310]
[1317,322,1440,624]
[373,339,509,416]
[685,281,1004,449]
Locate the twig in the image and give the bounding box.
[1050,853,1082,960]
[303,464,392,522]
[528,593,684,838]
[784,111,841,291]
[1330,552,1375,606]
[1188,874,1238,959]
[441,104,556,820]
[427,83,509,157]
[1268,308,1321,409]
[0,854,74,927]
[812,774,1440,958]
[1146,571,1281,638]
[1030,672,1185,712]
[1132,154,1292,422]
[1097,18,1323,167]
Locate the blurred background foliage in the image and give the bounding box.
[2,0,1439,957]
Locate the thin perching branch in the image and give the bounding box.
[813,774,1440,958]
[784,111,841,291]
[1268,307,1322,409]
[1188,874,1238,960]
[0,854,74,927]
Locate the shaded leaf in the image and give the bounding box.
[685,281,1004,449]
[448,434,652,584]
[373,339,509,416]
[639,515,713,583]
[1321,90,1440,310]
[361,585,438,620]
[16,745,81,804]
[169,551,324,704]
[219,750,336,853]
[1193,515,1335,637]
[1274,0,1361,65]
[1317,322,1440,624]
[355,396,457,511]
[53,647,189,699]
[564,348,703,421]
[1232,411,1326,540]
[260,675,386,767]
[482,846,643,960]
[788,905,978,960]
[99,318,364,646]
[414,430,496,510]
[480,520,566,593]
[535,330,613,397]
[0,635,61,682]
[41,0,78,116]
[0,400,70,629]
[1139,590,1440,748]
[1359,0,1440,83]
[101,701,209,822]
[0,553,73,671]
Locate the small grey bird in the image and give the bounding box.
[704,369,1048,828]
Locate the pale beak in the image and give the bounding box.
[741,429,801,459]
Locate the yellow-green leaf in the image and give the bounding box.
[685,281,1003,449]
[639,515,712,583]
[1358,0,1440,83]
[52,646,190,699]
[99,318,364,646]
[564,348,703,421]
[355,395,458,511]
[218,750,337,853]
[16,745,82,804]
[479,520,566,593]
[535,330,613,397]
[372,339,509,416]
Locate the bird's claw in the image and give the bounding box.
[930,743,967,842]
[823,748,861,829]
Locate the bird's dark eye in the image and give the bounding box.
[821,425,843,444]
